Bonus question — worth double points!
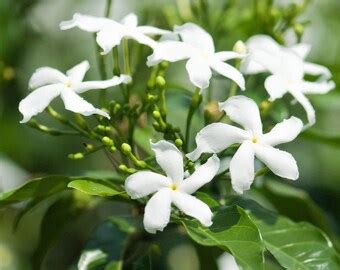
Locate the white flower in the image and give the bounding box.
[125,140,220,234]
[60,13,170,55]
[242,35,335,126]
[217,253,240,270]
[19,60,130,123]
[187,96,302,194]
[147,23,245,91]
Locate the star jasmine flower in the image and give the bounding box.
[187,95,303,194]
[242,35,335,126]
[146,23,245,91]
[125,140,220,234]
[60,13,170,54]
[19,60,130,123]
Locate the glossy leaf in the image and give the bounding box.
[67,179,124,197]
[238,199,340,270]
[178,205,265,270]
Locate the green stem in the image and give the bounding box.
[105,0,113,17]
[112,47,121,76]
[228,59,241,98]
[185,88,202,151]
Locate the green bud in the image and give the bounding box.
[119,165,136,174]
[68,153,84,160]
[155,76,166,89]
[160,61,169,69]
[84,144,94,151]
[147,94,157,102]
[102,136,114,146]
[153,122,160,131]
[147,79,155,90]
[175,139,183,147]
[105,126,111,132]
[96,125,106,132]
[294,23,304,37]
[136,160,147,169]
[109,146,116,153]
[152,110,161,119]
[121,143,132,154]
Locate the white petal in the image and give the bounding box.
[303,62,331,79]
[174,23,215,54]
[96,26,124,54]
[172,192,213,227]
[66,61,89,83]
[219,96,262,136]
[217,253,240,270]
[19,84,62,123]
[179,155,220,194]
[299,80,335,95]
[187,123,250,161]
[243,35,282,74]
[290,43,311,59]
[29,67,67,89]
[60,89,109,118]
[144,188,172,234]
[230,141,255,194]
[137,26,171,36]
[75,75,131,94]
[146,41,193,66]
[151,140,184,184]
[263,116,303,146]
[209,60,245,90]
[186,57,212,90]
[264,75,288,101]
[60,13,111,32]
[125,171,170,199]
[129,31,158,48]
[254,145,299,180]
[214,51,245,62]
[290,90,315,126]
[120,13,138,28]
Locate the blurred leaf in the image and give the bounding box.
[105,261,122,270]
[0,175,71,206]
[301,130,340,147]
[255,179,332,233]
[67,179,124,197]
[177,205,265,270]
[238,199,340,269]
[77,249,108,270]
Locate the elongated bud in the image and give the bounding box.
[109,146,116,153]
[191,89,202,109]
[121,143,132,154]
[68,153,84,160]
[155,76,166,89]
[293,23,304,37]
[119,165,136,174]
[84,143,94,151]
[102,136,114,146]
[233,40,247,55]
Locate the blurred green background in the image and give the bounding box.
[1,0,340,269]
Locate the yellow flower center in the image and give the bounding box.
[65,81,72,88]
[170,184,178,191]
[252,136,258,144]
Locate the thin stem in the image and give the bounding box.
[112,47,121,76]
[185,88,202,151]
[105,0,113,17]
[255,166,269,177]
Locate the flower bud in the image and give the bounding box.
[68,153,84,160]
[160,61,169,69]
[175,138,183,147]
[233,40,247,55]
[102,136,114,146]
[293,23,304,37]
[109,146,116,153]
[121,143,132,154]
[155,76,166,89]
[152,110,161,119]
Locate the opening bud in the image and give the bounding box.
[233,40,247,55]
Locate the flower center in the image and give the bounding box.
[252,136,258,144]
[65,81,73,89]
[170,184,178,191]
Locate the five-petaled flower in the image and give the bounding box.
[19,60,130,123]
[60,13,170,55]
[147,23,245,91]
[187,95,303,194]
[125,140,220,233]
[242,35,335,126]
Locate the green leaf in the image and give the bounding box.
[195,192,220,209]
[238,199,340,269]
[0,175,71,206]
[178,205,265,270]
[67,179,124,197]
[255,180,332,233]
